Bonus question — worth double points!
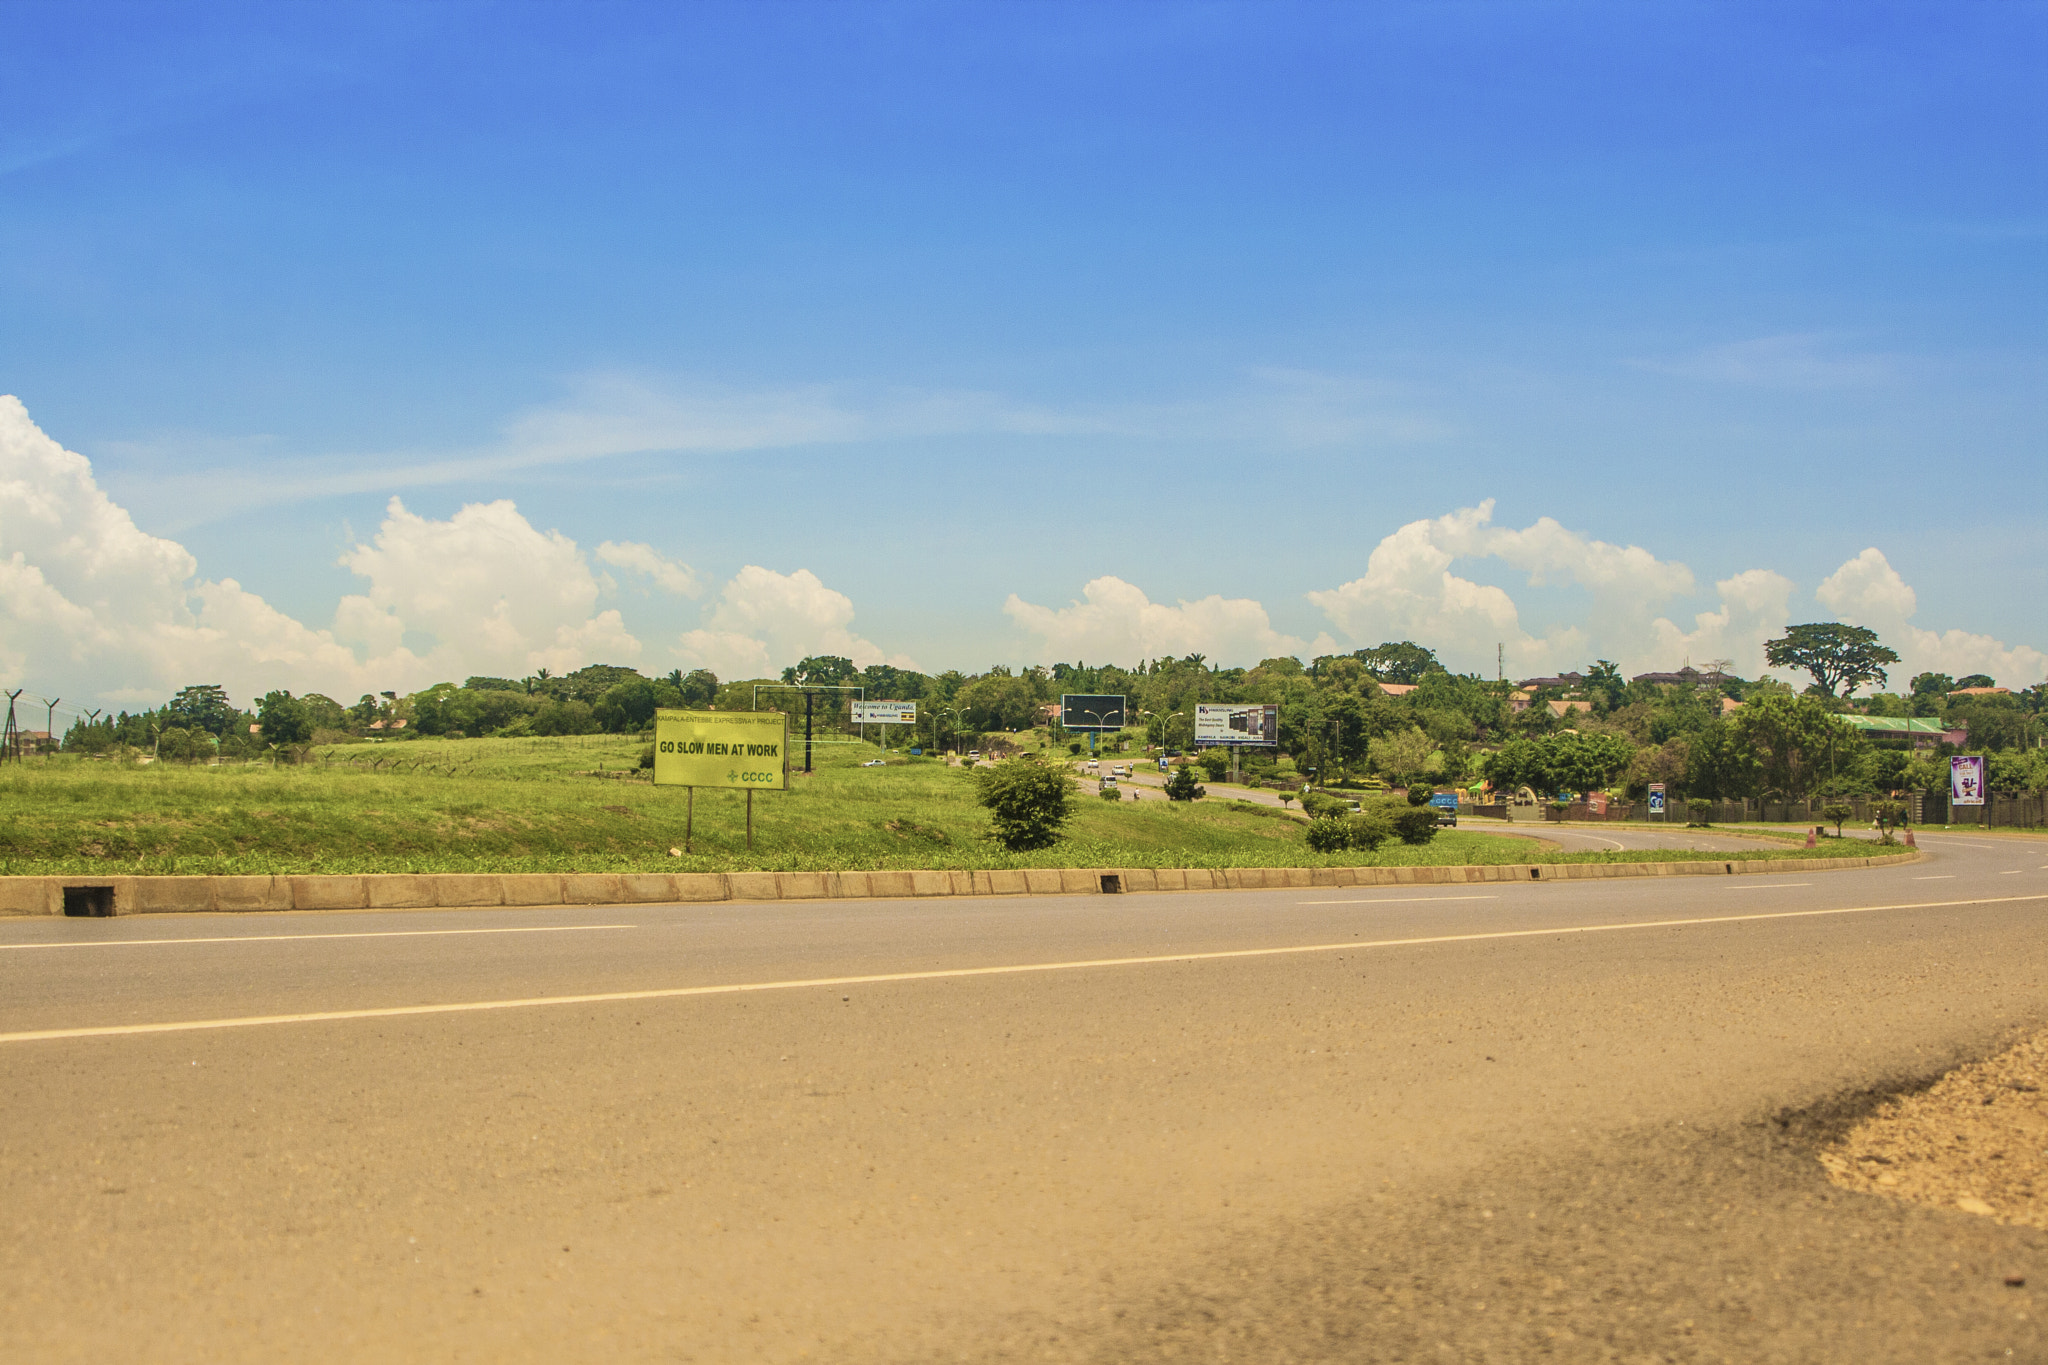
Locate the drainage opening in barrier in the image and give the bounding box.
[63,886,115,917]
[1726,863,1734,874]
[1100,874,1123,894]
[1529,867,1541,879]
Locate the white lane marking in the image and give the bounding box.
[1297,895,1499,905]
[1914,876,1957,880]
[0,925,634,952]
[1721,883,1811,890]
[5,894,2045,1046]
[2006,870,2025,875]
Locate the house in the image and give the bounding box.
[1375,682,1417,697]
[1516,672,1584,691]
[1547,699,1593,719]
[1950,686,2010,697]
[1508,689,1533,713]
[1631,667,1705,686]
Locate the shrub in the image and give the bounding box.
[1196,748,1232,781]
[1299,790,1348,820]
[1099,787,1122,802]
[1406,785,1432,806]
[975,754,1076,850]
[639,745,655,770]
[1390,805,1440,846]
[1305,816,1352,853]
[1163,766,1206,802]
[1687,798,1712,826]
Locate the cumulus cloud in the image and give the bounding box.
[1004,576,1326,667]
[1305,502,1700,674]
[1817,548,2048,689]
[677,565,915,679]
[0,396,647,703]
[334,497,641,681]
[1645,568,1798,679]
[594,540,702,597]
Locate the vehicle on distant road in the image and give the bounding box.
[861,759,886,767]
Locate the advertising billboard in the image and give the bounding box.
[850,700,917,725]
[652,710,789,789]
[1951,754,1987,806]
[1647,782,1666,816]
[1060,694,1126,730]
[1194,703,1278,747]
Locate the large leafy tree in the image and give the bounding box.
[1355,641,1441,686]
[168,684,237,736]
[1730,694,1858,797]
[1763,623,1900,697]
[782,655,857,686]
[255,691,313,746]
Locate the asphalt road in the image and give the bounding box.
[5,830,2048,1362]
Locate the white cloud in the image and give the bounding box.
[1306,502,1683,675]
[594,540,702,597]
[1645,568,1798,679]
[335,497,641,682]
[1634,333,1897,389]
[0,396,645,704]
[1004,576,1319,667]
[676,565,914,680]
[1817,548,2048,689]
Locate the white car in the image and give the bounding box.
[861,759,885,767]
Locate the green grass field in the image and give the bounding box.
[0,735,1867,877]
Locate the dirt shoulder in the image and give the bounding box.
[1824,1030,2048,1229]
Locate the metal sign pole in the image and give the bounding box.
[686,786,694,854]
[804,690,814,774]
[747,788,755,850]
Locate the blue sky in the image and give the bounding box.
[3,1,2044,710]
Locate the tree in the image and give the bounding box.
[1585,660,1626,713]
[1956,674,1997,690]
[1909,672,1954,700]
[168,684,237,736]
[974,754,1076,850]
[1730,694,1857,798]
[664,669,718,707]
[1356,641,1440,685]
[255,691,313,747]
[782,655,857,687]
[1763,623,1900,697]
[1162,766,1206,802]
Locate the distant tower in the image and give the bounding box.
[2,689,21,763]
[1497,643,1504,683]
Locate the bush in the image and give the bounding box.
[1196,748,1232,781]
[1406,785,1433,806]
[1304,806,1395,853]
[1821,802,1852,837]
[1687,798,1712,827]
[1390,805,1440,846]
[975,754,1077,850]
[1163,766,1206,802]
[1305,816,1351,852]
[1099,787,1122,802]
[639,745,655,770]
[1299,790,1348,820]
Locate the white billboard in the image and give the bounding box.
[1195,703,1278,747]
[850,700,918,725]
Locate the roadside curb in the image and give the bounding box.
[0,850,1925,917]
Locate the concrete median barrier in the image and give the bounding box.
[0,850,1925,917]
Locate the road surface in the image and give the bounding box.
[4,829,2047,1361]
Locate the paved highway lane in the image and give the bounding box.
[4,835,2048,1362]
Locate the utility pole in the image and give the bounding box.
[44,697,59,753]
[1,690,21,763]
[1497,643,1504,683]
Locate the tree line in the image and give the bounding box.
[52,625,2048,799]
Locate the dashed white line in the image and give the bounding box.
[0,925,634,952]
[1721,883,1811,890]
[6,893,2046,1046]
[1914,875,1957,881]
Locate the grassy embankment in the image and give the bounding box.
[0,735,1874,877]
